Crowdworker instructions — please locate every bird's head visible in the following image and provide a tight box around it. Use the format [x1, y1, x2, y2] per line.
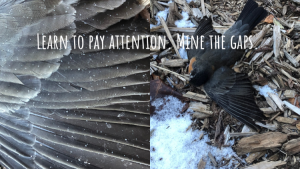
[189, 64, 214, 86]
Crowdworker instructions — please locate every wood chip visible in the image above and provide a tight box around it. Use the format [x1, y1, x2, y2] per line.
[192, 112, 211, 119]
[229, 132, 258, 137]
[282, 138, 300, 155]
[246, 151, 267, 164]
[268, 153, 279, 161]
[197, 157, 206, 169]
[235, 132, 288, 155]
[245, 161, 286, 169]
[167, 2, 177, 27]
[273, 20, 281, 59]
[183, 92, 209, 102]
[283, 49, 299, 67]
[150, 63, 189, 81]
[283, 90, 297, 99]
[268, 92, 284, 111]
[189, 102, 212, 115]
[223, 125, 230, 145]
[208, 152, 217, 167]
[250, 37, 273, 63]
[153, 1, 165, 11]
[174, 0, 192, 14]
[248, 26, 269, 48]
[160, 59, 188, 67]
[276, 116, 296, 124]
[260, 107, 276, 114]
[265, 97, 278, 111]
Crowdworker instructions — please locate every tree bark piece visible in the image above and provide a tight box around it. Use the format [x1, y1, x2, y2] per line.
[235, 132, 288, 155]
[282, 138, 300, 155]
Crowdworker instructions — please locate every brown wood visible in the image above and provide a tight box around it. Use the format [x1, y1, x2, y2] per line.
[167, 2, 177, 27]
[235, 132, 288, 155]
[158, 16, 181, 58]
[282, 138, 300, 155]
[246, 151, 267, 164]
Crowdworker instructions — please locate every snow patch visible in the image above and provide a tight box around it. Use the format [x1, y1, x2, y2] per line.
[151, 96, 239, 169]
[179, 48, 188, 59]
[151, 8, 169, 29]
[175, 12, 196, 28]
[253, 85, 277, 97]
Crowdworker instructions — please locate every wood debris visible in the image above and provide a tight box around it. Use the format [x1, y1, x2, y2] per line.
[197, 157, 206, 169]
[245, 161, 286, 169]
[235, 132, 288, 155]
[275, 116, 296, 124]
[246, 150, 267, 164]
[282, 138, 300, 155]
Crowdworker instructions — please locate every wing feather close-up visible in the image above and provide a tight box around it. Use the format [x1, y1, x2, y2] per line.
[0, 0, 150, 168]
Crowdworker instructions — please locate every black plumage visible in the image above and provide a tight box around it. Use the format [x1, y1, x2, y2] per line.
[188, 0, 268, 131]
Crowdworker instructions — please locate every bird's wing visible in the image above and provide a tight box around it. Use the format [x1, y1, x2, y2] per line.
[204, 66, 266, 131]
[0, 0, 150, 168]
[187, 16, 221, 60]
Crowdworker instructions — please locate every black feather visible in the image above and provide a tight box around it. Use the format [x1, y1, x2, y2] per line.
[204, 67, 266, 131]
[237, 0, 268, 31]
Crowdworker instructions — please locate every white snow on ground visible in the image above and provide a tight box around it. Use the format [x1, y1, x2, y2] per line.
[179, 48, 188, 59]
[175, 11, 196, 28]
[186, 0, 195, 3]
[151, 96, 240, 169]
[253, 85, 277, 97]
[150, 8, 169, 29]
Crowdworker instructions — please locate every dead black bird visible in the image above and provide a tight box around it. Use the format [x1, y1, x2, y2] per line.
[187, 0, 268, 131]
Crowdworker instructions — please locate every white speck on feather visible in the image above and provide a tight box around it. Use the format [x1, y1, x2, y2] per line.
[151, 96, 239, 169]
[253, 85, 277, 97]
[175, 12, 196, 28]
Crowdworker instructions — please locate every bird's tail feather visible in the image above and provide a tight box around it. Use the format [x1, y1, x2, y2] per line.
[237, 0, 268, 31]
